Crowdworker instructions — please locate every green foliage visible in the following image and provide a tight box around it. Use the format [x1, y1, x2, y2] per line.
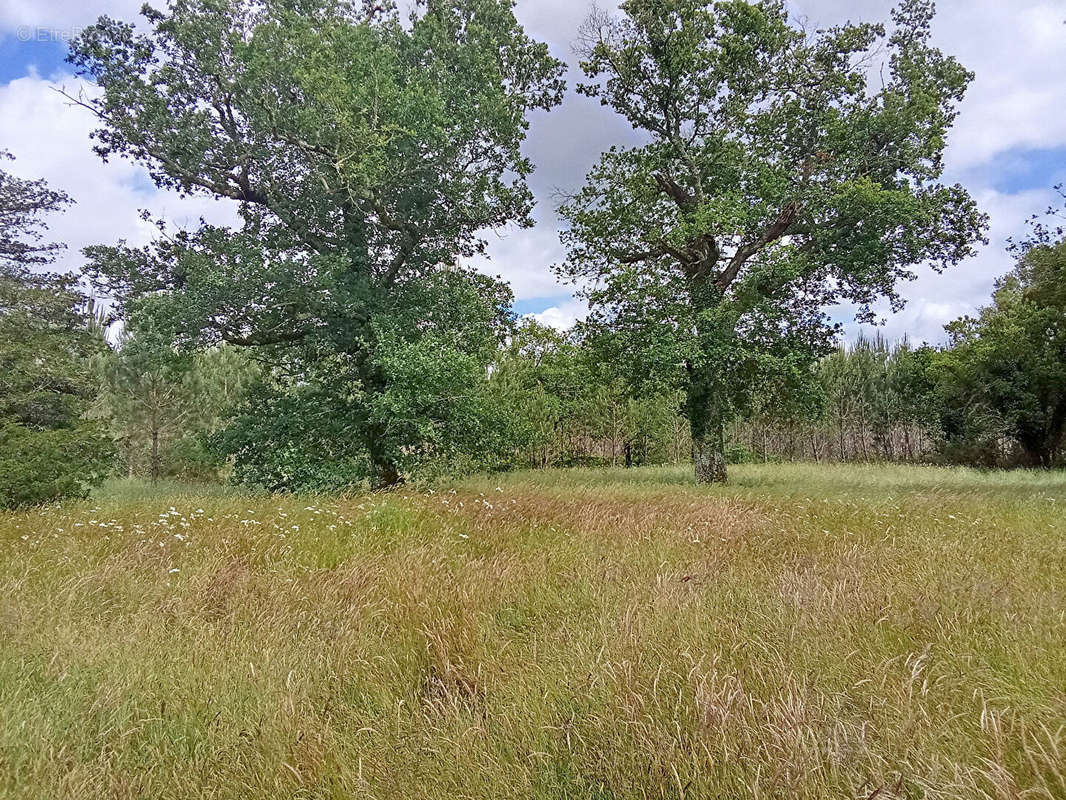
[822, 335, 939, 460]
[0, 154, 112, 509]
[0, 150, 70, 269]
[491, 320, 687, 468]
[728, 193, 1066, 469]
[217, 339, 516, 492]
[0, 422, 113, 509]
[0, 156, 94, 431]
[95, 317, 197, 481]
[732, 334, 942, 463]
[95, 321, 259, 481]
[0, 267, 101, 429]
[724, 441, 761, 464]
[936, 226, 1066, 467]
[72, 0, 565, 488]
[216, 272, 518, 490]
[559, 0, 986, 482]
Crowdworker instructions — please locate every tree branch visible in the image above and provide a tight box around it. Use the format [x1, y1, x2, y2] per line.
[715, 203, 799, 292]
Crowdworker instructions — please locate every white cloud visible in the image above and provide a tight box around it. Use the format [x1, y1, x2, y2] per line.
[0, 71, 238, 279]
[526, 297, 588, 331]
[0, 0, 143, 34]
[468, 221, 570, 301]
[936, 0, 1066, 170]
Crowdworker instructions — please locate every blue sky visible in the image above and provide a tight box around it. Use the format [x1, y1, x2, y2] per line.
[1, 0, 1065, 342]
[984, 146, 1066, 195]
[0, 36, 65, 82]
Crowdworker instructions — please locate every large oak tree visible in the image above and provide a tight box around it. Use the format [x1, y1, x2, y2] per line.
[72, 0, 565, 487]
[558, 0, 986, 483]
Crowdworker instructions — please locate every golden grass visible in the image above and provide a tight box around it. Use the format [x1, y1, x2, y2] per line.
[1, 464, 1064, 799]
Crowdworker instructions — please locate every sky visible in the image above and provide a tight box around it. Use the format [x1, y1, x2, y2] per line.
[1, 0, 1064, 343]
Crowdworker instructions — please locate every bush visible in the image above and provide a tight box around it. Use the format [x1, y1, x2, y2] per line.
[725, 442, 760, 464]
[162, 434, 225, 482]
[0, 422, 114, 509]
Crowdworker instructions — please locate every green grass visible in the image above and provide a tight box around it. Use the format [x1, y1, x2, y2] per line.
[93, 476, 250, 503]
[1, 464, 1064, 798]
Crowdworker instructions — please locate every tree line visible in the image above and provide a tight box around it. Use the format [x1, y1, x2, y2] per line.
[4, 182, 1061, 511]
[1, 0, 1062, 508]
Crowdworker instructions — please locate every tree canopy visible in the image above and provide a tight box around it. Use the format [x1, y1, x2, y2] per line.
[558, 0, 987, 482]
[0, 153, 112, 508]
[937, 190, 1066, 467]
[72, 0, 566, 487]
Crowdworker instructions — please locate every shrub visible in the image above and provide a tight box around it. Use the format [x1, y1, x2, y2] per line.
[0, 422, 114, 509]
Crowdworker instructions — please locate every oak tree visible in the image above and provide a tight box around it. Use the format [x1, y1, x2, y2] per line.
[72, 0, 565, 487]
[558, 0, 986, 482]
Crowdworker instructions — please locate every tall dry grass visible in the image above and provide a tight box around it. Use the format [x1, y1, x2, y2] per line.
[1, 464, 1064, 798]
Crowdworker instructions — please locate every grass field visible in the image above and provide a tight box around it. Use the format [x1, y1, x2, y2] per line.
[1, 464, 1065, 799]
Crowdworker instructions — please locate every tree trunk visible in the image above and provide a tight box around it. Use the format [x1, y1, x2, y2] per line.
[376, 461, 403, 488]
[692, 424, 727, 483]
[687, 374, 727, 484]
[366, 423, 403, 489]
[150, 427, 160, 484]
[837, 400, 846, 461]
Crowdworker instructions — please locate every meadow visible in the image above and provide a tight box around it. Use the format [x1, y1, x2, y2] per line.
[1, 463, 1064, 799]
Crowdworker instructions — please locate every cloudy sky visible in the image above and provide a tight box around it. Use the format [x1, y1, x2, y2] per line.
[1, 0, 1064, 342]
